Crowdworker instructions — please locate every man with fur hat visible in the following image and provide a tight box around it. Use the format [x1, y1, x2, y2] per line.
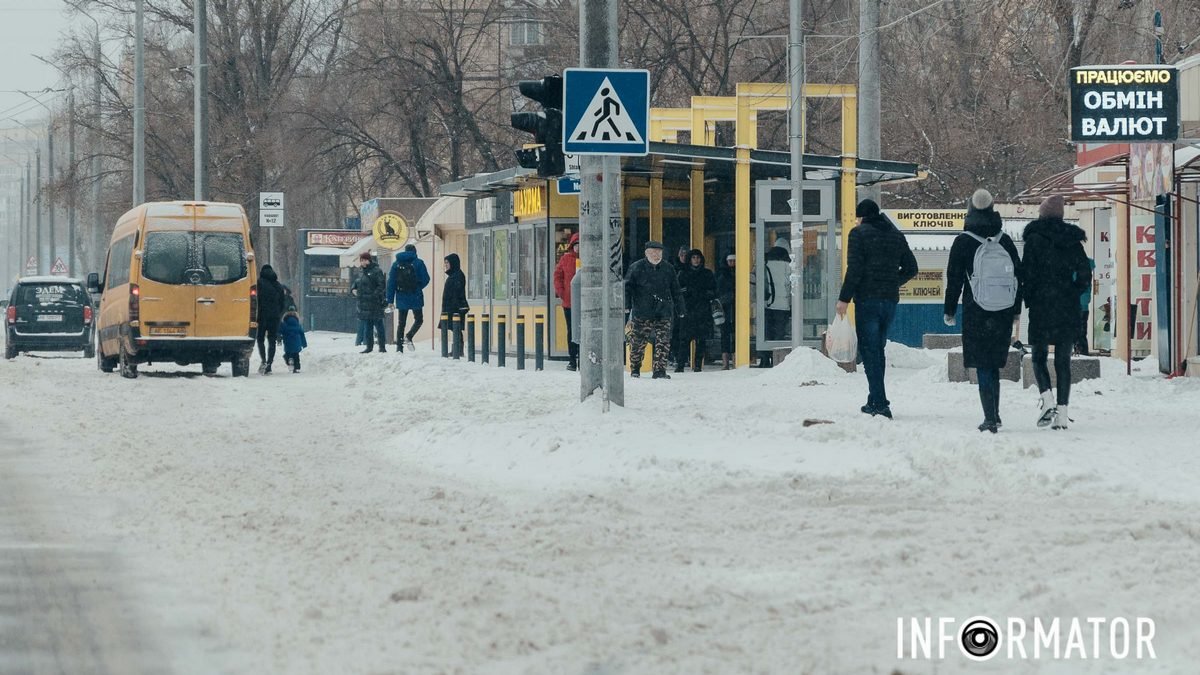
[1022, 195, 1091, 429]
[624, 240, 685, 379]
[836, 198, 919, 418]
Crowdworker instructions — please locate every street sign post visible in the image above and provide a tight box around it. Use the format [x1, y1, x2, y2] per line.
[258, 191, 285, 265]
[563, 68, 650, 156]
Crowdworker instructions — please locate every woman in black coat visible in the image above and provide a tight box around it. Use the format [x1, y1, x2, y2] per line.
[1021, 195, 1091, 429]
[440, 254, 469, 354]
[944, 189, 1022, 433]
[676, 249, 716, 372]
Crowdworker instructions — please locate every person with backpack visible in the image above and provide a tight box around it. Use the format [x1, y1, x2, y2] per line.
[352, 252, 388, 353]
[1022, 195, 1092, 430]
[836, 198, 919, 419]
[255, 264, 286, 374]
[943, 189, 1022, 433]
[279, 309, 307, 373]
[764, 238, 792, 342]
[386, 243, 431, 352]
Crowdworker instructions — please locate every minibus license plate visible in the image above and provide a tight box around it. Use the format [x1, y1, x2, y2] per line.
[150, 326, 187, 336]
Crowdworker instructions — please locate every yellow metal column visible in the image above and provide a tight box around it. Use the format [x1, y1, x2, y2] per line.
[735, 146, 751, 367]
[840, 94, 858, 307]
[650, 174, 664, 243]
[690, 170, 705, 249]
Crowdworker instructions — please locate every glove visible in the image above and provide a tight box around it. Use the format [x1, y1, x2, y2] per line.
[943, 315, 956, 326]
[384, 306, 394, 314]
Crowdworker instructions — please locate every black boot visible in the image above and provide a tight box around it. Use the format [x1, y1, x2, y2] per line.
[673, 362, 685, 373]
[977, 385, 998, 433]
[693, 353, 703, 372]
[652, 369, 671, 379]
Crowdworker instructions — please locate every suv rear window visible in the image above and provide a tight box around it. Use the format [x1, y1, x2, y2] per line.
[142, 232, 248, 285]
[17, 284, 89, 306]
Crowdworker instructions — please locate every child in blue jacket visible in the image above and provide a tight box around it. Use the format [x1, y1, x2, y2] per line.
[279, 310, 308, 373]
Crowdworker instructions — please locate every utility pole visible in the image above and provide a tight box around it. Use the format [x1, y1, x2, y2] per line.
[25, 159, 31, 273]
[68, 91, 76, 276]
[92, 28, 103, 272]
[578, 0, 624, 407]
[34, 147, 42, 274]
[133, 0, 145, 205]
[858, 0, 881, 203]
[788, 0, 805, 349]
[194, 0, 208, 201]
[48, 124, 55, 274]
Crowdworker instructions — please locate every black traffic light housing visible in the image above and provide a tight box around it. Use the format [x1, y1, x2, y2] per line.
[510, 75, 565, 178]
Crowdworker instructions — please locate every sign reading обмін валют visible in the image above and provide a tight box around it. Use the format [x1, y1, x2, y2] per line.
[1069, 65, 1179, 142]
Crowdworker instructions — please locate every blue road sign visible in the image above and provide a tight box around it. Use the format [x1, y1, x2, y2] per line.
[557, 176, 581, 195]
[563, 68, 650, 156]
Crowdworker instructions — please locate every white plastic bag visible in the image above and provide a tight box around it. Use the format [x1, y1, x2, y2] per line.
[825, 314, 858, 363]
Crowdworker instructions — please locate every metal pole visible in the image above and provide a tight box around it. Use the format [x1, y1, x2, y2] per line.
[517, 316, 526, 369]
[857, 0, 881, 204]
[789, 0, 806, 349]
[25, 159, 31, 273]
[269, 229, 274, 266]
[35, 147, 42, 274]
[535, 313, 545, 370]
[578, 0, 624, 407]
[133, 0, 145, 205]
[47, 126, 55, 274]
[194, 0, 208, 201]
[467, 314, 476, 362]
[68, 91, 76, 276]
[92, 26, 103, 272]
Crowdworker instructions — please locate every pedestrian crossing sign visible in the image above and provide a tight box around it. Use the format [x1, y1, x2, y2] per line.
[563, 68, 650, 156]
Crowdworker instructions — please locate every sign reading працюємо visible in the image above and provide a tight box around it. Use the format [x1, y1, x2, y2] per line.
[1069, 65, 1179, 142]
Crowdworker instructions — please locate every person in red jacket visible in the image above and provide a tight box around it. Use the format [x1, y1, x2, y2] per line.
[553, 232, 581, 370]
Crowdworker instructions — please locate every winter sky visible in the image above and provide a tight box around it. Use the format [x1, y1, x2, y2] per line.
[0, 2, 74, 126]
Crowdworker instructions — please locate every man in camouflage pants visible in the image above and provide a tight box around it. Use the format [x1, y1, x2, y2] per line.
[624, 240, 685, 379]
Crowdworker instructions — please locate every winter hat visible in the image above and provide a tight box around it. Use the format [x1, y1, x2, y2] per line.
[404, 243, 417, 253]
[1039, 195, 1065, 219]
[855, 198, 880, 219]
[773, 237, 789, 249]
[358, 251, 373, 261]
[644, 240, 664, 250]
[726, 253, 736, 262]
[971, 189, 994, 210]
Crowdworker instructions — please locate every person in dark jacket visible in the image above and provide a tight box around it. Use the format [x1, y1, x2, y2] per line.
[387, 244, 432, 351]
[352, 252, 388, 353]
[715, 253, 737, 369]
[836, 198, 919, 418]
[669, 245, 690, 365]
[553, 233, 580, 370]
[675, 249, 716, 372]
[279, 310, 307, 373]
[440, 253, 469, 357]
[1022, 195, 1091, 429]
[256, 264, 286, 374]
[624, 240, 685, 378]
[944, 189, 1022, 433]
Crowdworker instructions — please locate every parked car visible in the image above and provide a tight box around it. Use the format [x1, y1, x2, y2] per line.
[90, 201, 258, 378]
[5, 276, 96, 359]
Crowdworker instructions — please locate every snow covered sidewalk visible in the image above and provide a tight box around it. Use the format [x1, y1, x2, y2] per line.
[1, 332, 1197, 674]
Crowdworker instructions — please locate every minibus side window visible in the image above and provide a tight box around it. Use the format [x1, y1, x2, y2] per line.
[108, 236, 135, 287]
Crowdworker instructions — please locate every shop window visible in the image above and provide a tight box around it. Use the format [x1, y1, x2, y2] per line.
[519, 227, 534, 297]
[535, 227, 549, 297]
[493, 232, 509, 301]
[468, 232, 488, 298]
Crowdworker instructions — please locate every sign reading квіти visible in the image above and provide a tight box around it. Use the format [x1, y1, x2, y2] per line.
[1069, 65, 1179, 142]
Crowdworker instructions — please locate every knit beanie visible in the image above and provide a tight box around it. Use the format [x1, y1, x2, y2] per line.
[1039, 195, 1065, 219]
[971, 189, 994, 210]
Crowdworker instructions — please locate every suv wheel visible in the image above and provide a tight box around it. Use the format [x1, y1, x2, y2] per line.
[119, 342, 139, 379]
[4, 342, 16, 360]
[84, 339, 96, 359]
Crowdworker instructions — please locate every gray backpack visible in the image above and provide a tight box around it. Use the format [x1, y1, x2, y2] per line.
[963, 232, 1017, 311]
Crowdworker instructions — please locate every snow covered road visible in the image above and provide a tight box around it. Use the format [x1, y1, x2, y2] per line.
[1, 333, 1198, 674]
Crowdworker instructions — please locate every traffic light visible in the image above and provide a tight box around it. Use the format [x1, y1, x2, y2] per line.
[510, 75, 565, 178]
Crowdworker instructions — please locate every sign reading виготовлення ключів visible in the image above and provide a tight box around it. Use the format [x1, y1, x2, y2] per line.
[1069, 65, 1179, 143]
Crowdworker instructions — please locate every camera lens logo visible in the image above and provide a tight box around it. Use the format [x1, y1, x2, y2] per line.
[959, 617, 1001, 661]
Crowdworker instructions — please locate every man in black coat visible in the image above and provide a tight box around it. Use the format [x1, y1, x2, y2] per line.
[943, 189, 1022, 432]
[836, 198, 919, 418]
[624, 240, 685, 379]
[1022, 195, 1091, 429]
[440, 253, 469, 357]
[256, 264, 286, 374]
[351, 252, 388, 353]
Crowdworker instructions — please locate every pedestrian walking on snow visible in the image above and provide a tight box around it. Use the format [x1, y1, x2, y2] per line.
[1022, 195, 1092, 430]
[256, 264, 286, 374]
[625, 240, 685, 379]
[943, 189, 1022, 433]
[352, 252, 388, 353]
[279, 310, 307, 373]
[387, 244, 431, 352]
[836, 198, 919, 419]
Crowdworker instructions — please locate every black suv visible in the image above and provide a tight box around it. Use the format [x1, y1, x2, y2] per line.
[5, 277, 96, 359]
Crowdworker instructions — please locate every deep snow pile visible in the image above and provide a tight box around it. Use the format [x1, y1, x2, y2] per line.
[1, 332, 1198, 674]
